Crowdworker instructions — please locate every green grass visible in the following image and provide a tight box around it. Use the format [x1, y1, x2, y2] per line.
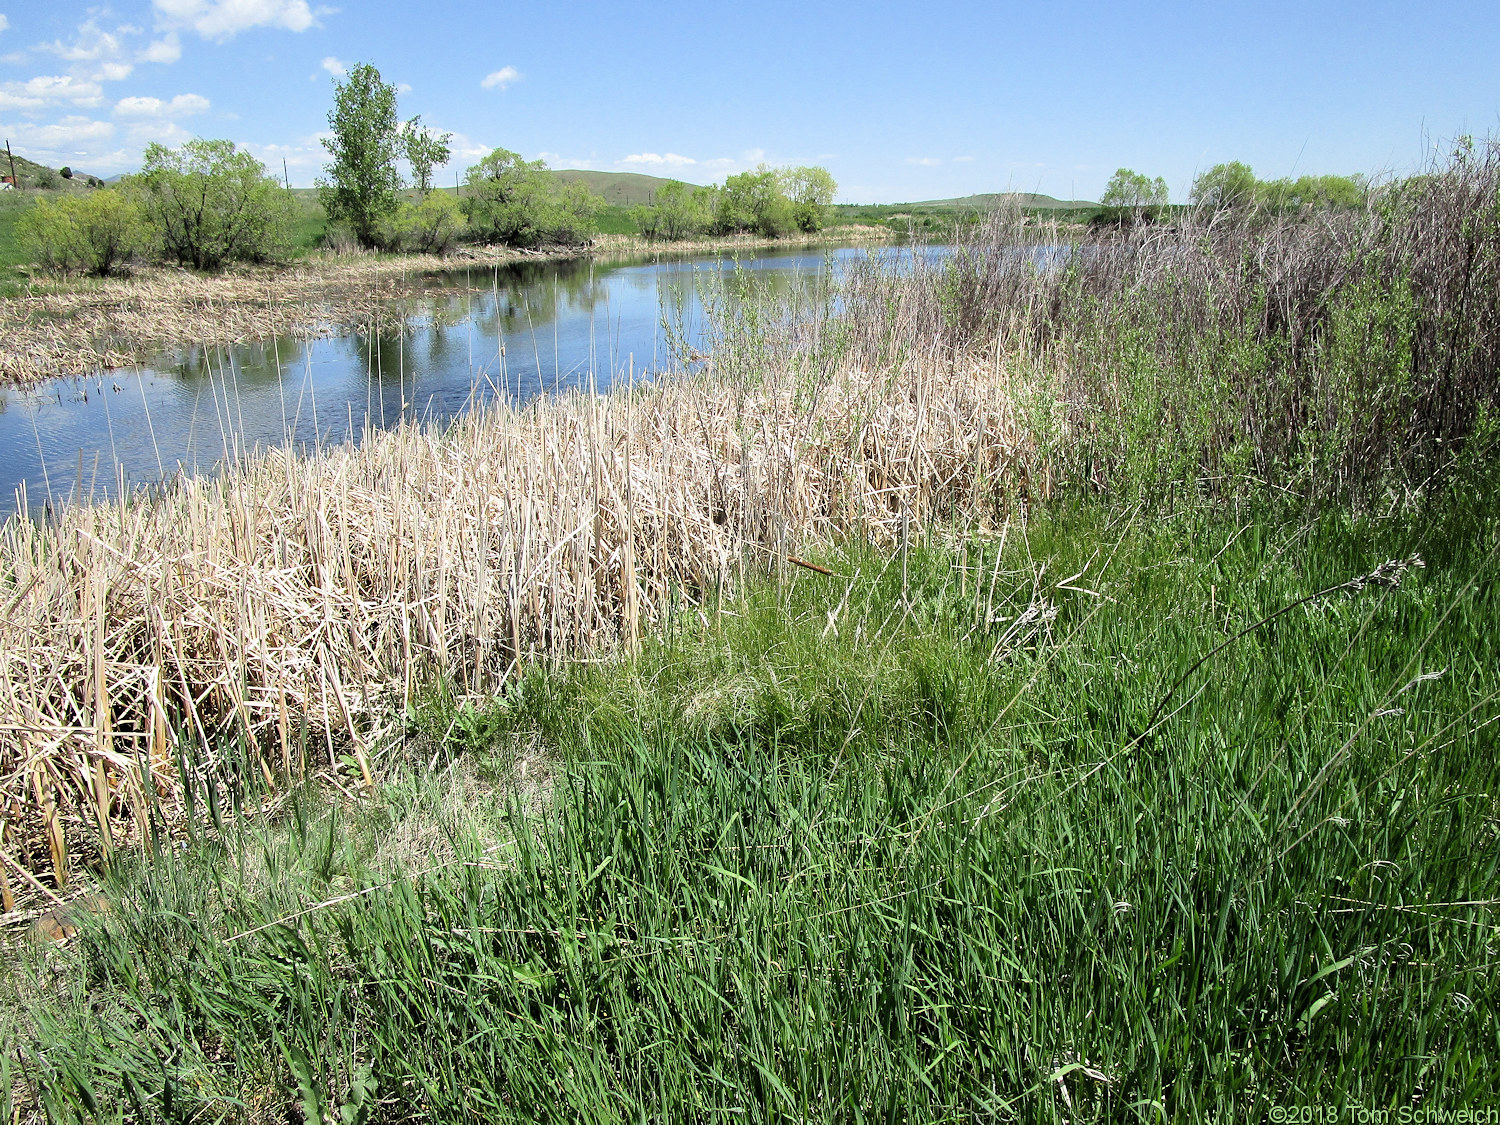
[285, 188, 329, 256]
[7, 497, 1498, 1121]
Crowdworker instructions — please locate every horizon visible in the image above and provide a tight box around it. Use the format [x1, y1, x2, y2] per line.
[1, 1, 1497, 204]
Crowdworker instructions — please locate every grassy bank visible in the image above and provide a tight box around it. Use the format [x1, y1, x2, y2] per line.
[5, 499, 1497, 1118]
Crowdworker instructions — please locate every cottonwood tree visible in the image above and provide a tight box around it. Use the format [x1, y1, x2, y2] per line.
[1100, 168, 1169, 221]
[319, 62, 403, 247]
[402, 115, 452, 196]
[786, 166, 837, 232]
[1190, 162, 1258, 211]
[714, 166, 795, 236]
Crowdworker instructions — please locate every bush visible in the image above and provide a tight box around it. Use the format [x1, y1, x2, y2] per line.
[462, 148, 602, 248]
[786, 165, 836, 232]
[16, 189, 147, 276]
[395, 190, 464, 254]
[34, 167, 60, 190]
[634, 179, 714, 241]
[131, 139, 294, 269]
[713, 167, 795, 236]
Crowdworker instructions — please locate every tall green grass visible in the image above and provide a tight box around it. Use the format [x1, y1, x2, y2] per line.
[8, 500, 1497, 1120]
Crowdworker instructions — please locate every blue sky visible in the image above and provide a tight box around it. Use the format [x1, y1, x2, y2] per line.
[1, 0, 1497, 203]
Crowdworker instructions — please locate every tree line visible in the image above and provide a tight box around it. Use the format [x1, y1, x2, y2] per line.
[632, 166, 837, 241]
[16, 61, 837, 276]
[1096, 163, 1369, 224]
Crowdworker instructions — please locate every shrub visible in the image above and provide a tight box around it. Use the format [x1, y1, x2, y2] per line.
[786, 165, 837, 232]
[131, 139, 294, 270]
[713, 167, 795, 237]
[1097, 167, 1170, 225]
[462, 148, 602, 248]
[395, 190, 464, 254]
[16, 189, 147, 276]
[633, 179, 713, 241]
[34, 167, 60, 190]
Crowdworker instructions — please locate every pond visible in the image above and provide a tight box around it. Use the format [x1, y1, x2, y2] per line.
[0, 243, 945, 518]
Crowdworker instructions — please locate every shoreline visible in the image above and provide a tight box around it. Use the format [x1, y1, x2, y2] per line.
[0, 226, 896, 388]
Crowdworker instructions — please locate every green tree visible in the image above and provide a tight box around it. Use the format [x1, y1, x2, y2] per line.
[462, 148, 601, 248]
[401, 115, 452, 196]
[396, 190, 465, 254]
[1100, 168, 1169, 220]
[318, 62, 403, 248]
[633, 179, 712, 241]
[785, 166, 837, 232]
[1190, 161, 1258, 211]
[17, 190, 147, 276]
[132, 138, 294, 270]
[714, 166, 794, 237]
[1258, 173, 1367, 213]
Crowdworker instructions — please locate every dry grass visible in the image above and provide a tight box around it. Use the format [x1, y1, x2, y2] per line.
[0, 349, 1031, 890]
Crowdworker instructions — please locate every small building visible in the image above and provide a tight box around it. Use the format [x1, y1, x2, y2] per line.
[0, 176, 14, 190]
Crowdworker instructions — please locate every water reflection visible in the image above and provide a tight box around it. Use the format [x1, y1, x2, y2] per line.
[0, 244, 942, 516]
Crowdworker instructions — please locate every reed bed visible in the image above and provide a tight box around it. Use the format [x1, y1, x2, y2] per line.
[836, 138, 1500, 504]
[0, 348, 1031, 893]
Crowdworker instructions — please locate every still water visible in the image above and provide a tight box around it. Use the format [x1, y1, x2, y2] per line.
[0, 244, 940, 517]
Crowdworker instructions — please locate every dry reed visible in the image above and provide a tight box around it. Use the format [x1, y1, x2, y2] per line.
[0, 350, 1031, 887]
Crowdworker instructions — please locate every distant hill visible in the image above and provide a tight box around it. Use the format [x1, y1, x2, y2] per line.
[546, 169, 692, 207]
[542, 173, 1095, 212]
[907, 192, 1096, 211]
[0, 150, 102, 190]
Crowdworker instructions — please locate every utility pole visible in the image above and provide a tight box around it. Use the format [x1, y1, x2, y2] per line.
[284, 158, 292, 193]
[5, 140, 17, 190]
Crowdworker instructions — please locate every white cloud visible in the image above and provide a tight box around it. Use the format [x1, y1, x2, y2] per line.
[141, 34, 181, 63]
[320, 55, 345, 77]
[114, 92, 209, 118]
[396, 82, 412, 94]
[43, 19, 126, 64]
[480, 66, 519, 90]
[535, 150, 593, 169]
[12, 115, 116, 149]
[152, 0, 316, 41]
[906, 156, 941, 166]
[621, 152, 696, 168]
[0, 74, 106, 111]
[953, 155, 975, 163]
[243, 132, 333, 186]
[6, 112, 133, 172]
[0, 15, 9, 34]
[447, 132, 493, 161]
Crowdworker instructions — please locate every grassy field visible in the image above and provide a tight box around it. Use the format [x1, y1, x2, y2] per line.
[5, 499, 1496, 1119]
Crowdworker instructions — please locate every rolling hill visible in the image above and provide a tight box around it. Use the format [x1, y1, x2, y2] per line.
[546, 169, 690, 207]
